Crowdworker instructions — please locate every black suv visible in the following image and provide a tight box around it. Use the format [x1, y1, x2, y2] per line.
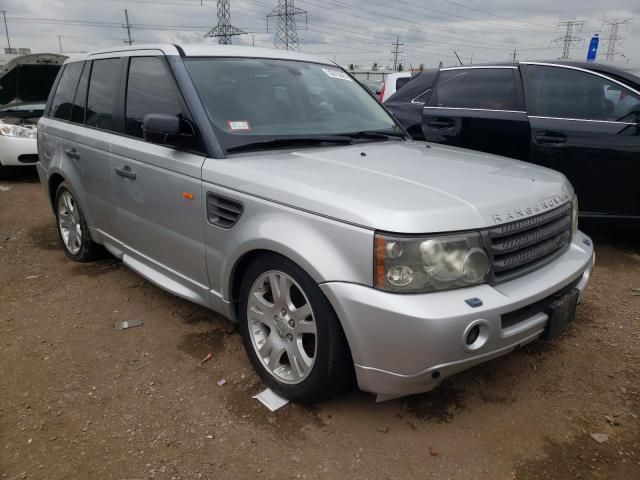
[384, 62, 640, 226]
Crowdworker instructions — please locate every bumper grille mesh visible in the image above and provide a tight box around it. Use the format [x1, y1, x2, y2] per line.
[489, 202, 572, 284]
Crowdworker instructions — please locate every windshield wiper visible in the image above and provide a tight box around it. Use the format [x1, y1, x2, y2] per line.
[226, 136, 353, 154]
[341, 130, 406, 140]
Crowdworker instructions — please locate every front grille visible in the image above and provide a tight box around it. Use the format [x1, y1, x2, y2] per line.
[489, 202, 572, 284]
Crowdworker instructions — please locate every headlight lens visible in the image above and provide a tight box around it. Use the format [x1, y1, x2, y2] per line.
[571, 194, 579, 237]
[0, 122, 37, 139]
[375, 232, 490, 293]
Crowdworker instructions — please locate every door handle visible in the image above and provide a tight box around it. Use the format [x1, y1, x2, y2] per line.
[427, 119, 455, 129]
[535, 132, 567, 146]
[115, 166, 136, 180]
[64, 148, 80, 160]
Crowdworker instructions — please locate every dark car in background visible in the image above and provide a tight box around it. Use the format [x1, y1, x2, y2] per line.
[384, 62, 640, 226]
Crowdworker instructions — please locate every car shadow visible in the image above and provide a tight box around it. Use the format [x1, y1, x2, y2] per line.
[0, 165, 39, 182]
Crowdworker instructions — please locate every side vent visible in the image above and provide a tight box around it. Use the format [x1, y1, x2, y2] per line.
[206, 192, 243, 229]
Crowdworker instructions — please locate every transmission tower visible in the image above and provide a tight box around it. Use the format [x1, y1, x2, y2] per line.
[205, 0, 245, 45]
[603, 18, 632, 61]
[552, 20, 584, 59]
[391, 36, 404, 71]
[267, 0, 307, 51]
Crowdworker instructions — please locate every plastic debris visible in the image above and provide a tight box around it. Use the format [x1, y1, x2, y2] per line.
[199, 353, 213, 365]
[216, 378, 226, 387]
[0, 185, 11, 192]
[590, 433, 609, 444]
[252, 388, 289, 412]
[25, 274, 44, 280]
[114, 319, 144, 330]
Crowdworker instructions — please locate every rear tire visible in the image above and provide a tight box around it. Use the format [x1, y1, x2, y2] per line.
[238, 253, 354, 403]
[54, 181, 100, 262]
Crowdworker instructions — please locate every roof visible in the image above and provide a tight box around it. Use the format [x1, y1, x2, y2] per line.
[64, 44, 335, 66]
[440, 60, 640, 84]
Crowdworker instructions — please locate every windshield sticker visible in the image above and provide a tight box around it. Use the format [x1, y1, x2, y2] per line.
[321, 68, 353, 82]
[228, 120, 250, 131]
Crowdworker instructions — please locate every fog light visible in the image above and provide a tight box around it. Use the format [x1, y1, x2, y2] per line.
[466, 325, 480, 345]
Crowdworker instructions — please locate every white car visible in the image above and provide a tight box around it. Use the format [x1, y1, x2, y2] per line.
[380, 71, 412, 102]
[0, 53, 65, 173]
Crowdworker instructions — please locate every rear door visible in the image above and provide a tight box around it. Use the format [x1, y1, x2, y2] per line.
[110, 54, 210, 304]
[521, 63, 640, 218]
[422, 67, 530, 160]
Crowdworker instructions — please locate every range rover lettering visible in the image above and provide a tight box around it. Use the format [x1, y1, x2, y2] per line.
[37, 45, 594, 402]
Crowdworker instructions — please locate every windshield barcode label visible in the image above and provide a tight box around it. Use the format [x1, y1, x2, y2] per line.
[228, 121, 250, 131]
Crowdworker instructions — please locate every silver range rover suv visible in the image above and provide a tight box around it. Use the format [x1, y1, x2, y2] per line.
[37, 45, 594, 402]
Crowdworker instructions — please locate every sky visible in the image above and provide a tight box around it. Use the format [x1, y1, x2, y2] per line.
[2, 0, 639, 69]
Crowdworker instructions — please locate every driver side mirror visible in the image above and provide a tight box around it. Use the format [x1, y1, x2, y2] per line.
[142, 113, 194, 149]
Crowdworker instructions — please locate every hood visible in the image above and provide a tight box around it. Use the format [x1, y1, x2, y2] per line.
[202, 141, 573, 234]
[0, 53, 66, 110]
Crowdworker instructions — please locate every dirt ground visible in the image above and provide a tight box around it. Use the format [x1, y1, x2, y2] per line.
[1, 168, 639, 480]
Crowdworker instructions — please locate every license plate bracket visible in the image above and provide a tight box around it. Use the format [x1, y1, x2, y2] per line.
[544, 288, 579, 338]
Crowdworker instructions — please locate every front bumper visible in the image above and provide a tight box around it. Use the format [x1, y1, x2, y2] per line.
[0, 135, 38, 166]
[320, 230, 594, 398]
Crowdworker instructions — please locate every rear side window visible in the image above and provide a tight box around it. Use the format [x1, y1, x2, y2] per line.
[125, 56, 183, 139]
[70, 62, 89, 124]
[86, 58, 121, 131]
[395, 76, 411, 90]
[50, 62, 83, 120]
[428, 68, 519, 111]
[524, 65, 640, 122]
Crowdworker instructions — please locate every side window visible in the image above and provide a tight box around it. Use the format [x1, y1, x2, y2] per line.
[428, 68, 519, 111]
[125, 57, 183, 139]
[525, 65, 640, 122]
[70, 62, 89, 124]
[86, 58, 121, 131]
[50, 63, 83, 120]
[395, 76, 411, 91]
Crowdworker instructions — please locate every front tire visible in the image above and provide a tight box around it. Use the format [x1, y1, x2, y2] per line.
[238, 253, 353, 402]
[54, 181, 100, 262]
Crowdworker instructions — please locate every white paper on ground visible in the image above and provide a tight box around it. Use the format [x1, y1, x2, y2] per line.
[252, 388, 289, 412]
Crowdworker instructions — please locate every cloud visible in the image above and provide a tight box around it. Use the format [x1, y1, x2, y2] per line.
[2, 0, 638, 67]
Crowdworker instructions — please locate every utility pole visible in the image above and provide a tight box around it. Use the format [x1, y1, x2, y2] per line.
[2, 11, 10, 51]
[123, 9, 133, 45]
[57, 35, 63, 53]
[391, 36, 404, 71]
[267, 0, 307, 51]
[603, 18, 632, 61]
[205, 0, 245, 44]
[552, 20, 584, 59]
[512, 48, 518, 61]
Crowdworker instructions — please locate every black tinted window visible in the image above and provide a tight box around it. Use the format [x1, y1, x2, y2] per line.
[428, 68, 519, 111]
[125, 57, 182, 139]
[70, 62, 89, 124]
[525, 65, 640, 122]
[50, 63, 83, 120]
[86, 58, 121, 131]
[395, 77, 411, 90]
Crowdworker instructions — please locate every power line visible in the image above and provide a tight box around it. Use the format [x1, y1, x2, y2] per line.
[552, 20, 584, 60]
[267, 0, 307, 50]
[603, 18, 632, 61]
[123, 9, 133, 45]
[205, 0, 245, 44]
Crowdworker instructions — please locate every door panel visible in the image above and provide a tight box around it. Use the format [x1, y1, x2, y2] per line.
[423, 107, 531, 160]
[110, 139, 208, 291]
[422, 68, 530, 160]
[528, 116, 640, 217]
[522, 63, 640, 218]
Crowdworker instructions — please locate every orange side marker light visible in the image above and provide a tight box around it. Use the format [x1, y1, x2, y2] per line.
[182, 192, 194, 200]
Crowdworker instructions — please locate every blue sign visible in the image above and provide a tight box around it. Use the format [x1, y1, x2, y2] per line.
[587, 33, 599, 62]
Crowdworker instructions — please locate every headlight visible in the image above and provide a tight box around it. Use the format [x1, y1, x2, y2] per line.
[0, 123, 37, 139]
[571, 194, 579, 237]
[375, 232, 490, 293]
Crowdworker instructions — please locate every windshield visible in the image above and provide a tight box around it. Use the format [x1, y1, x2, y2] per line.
[184, 58, 399, 152]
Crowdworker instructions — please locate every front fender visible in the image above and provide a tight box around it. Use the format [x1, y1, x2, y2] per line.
[202, 187, 374, 301]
